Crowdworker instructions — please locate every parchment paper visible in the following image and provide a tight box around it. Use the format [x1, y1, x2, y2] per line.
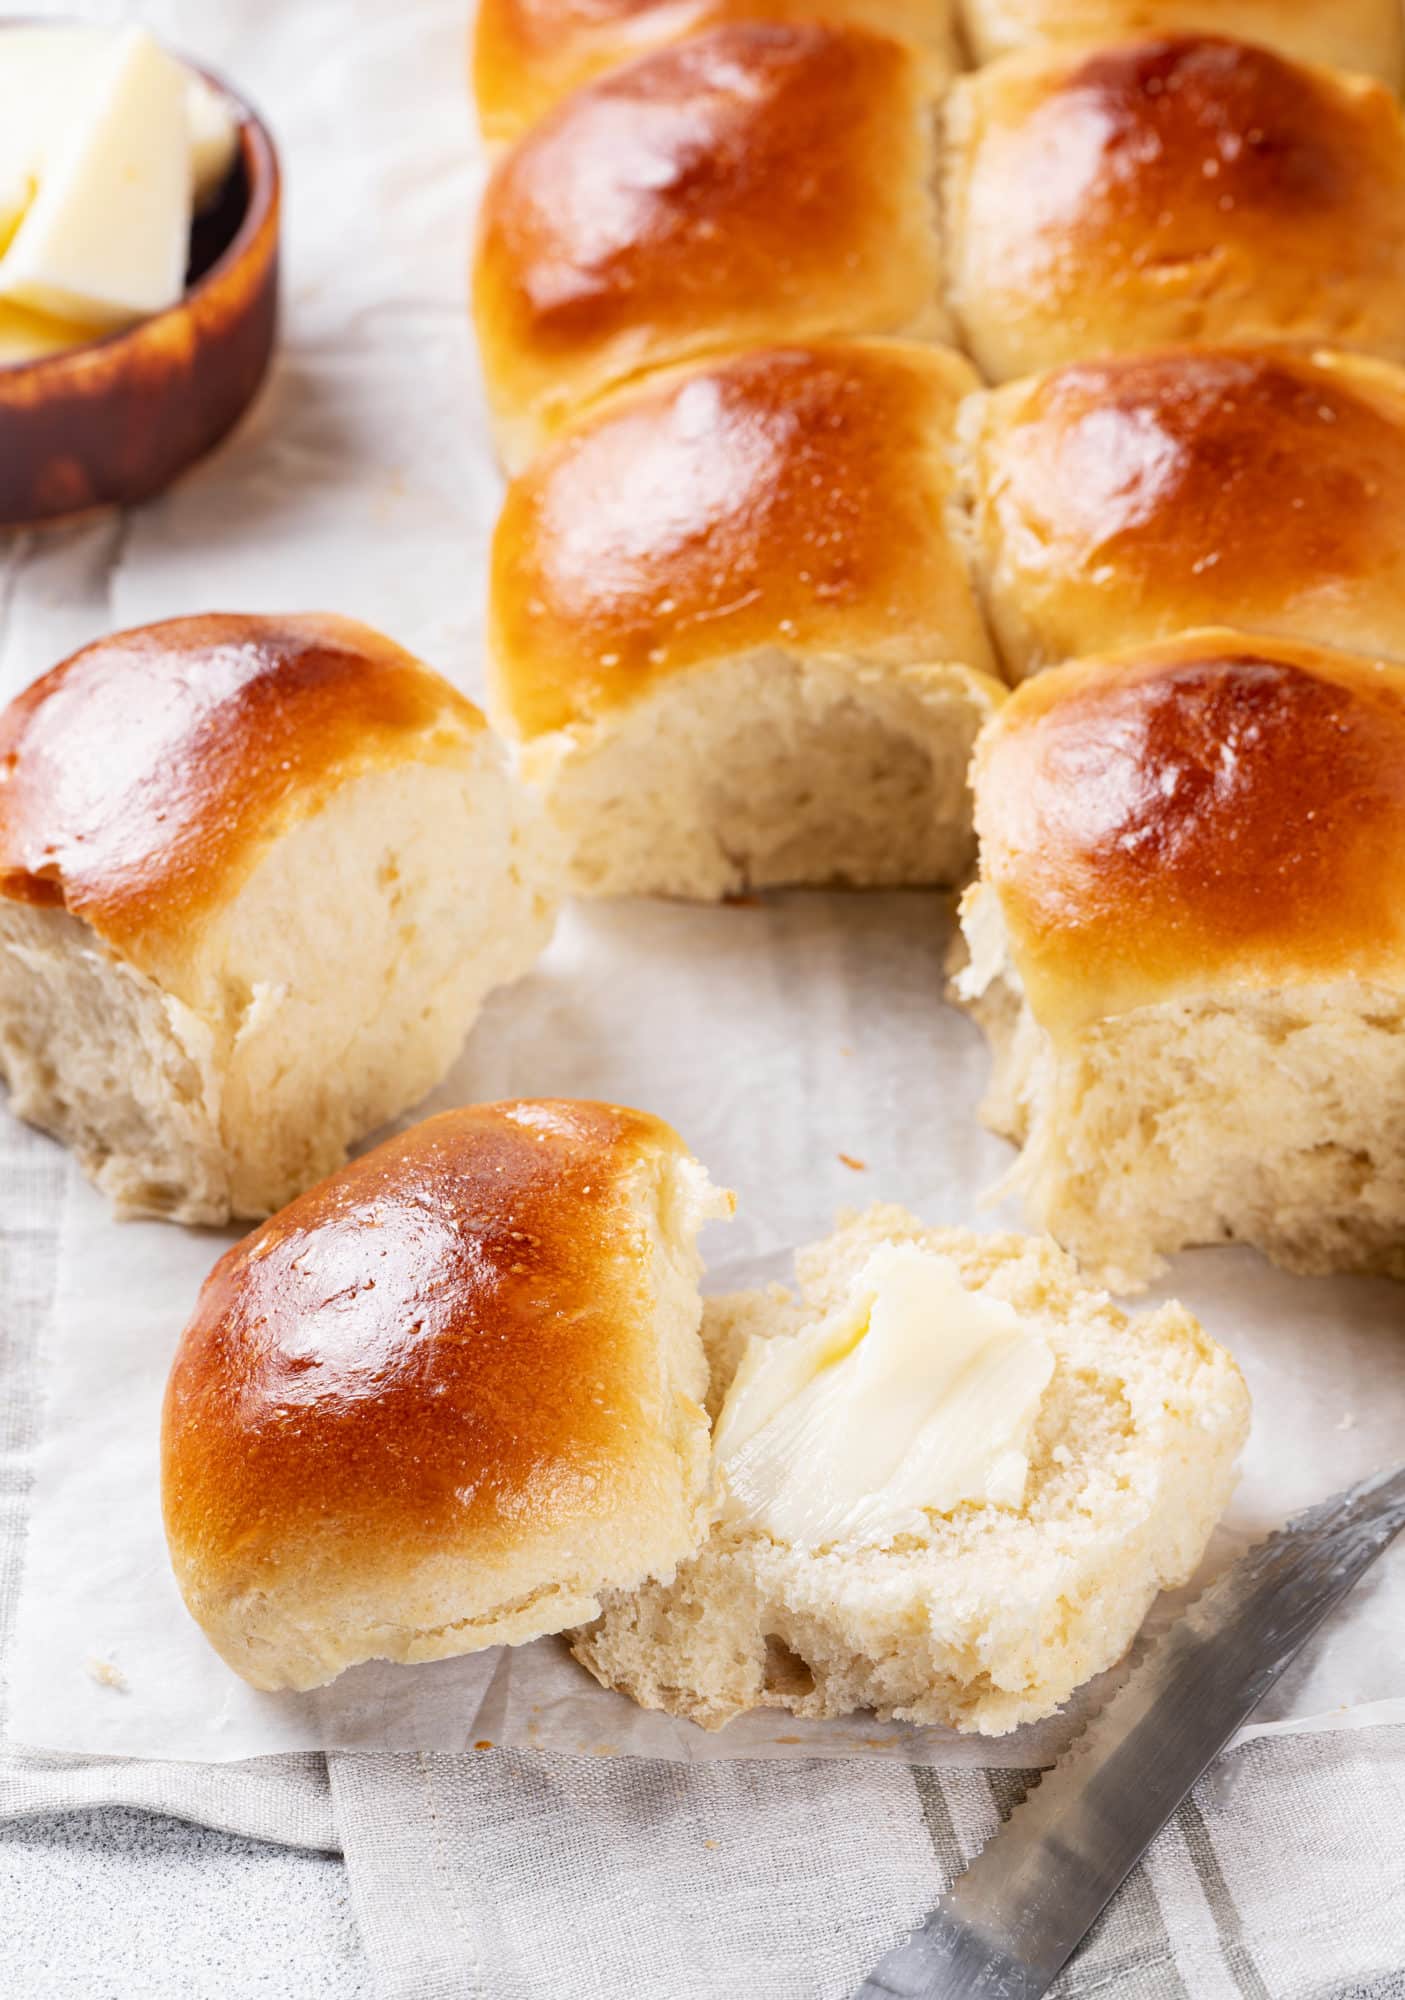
[3, 0, 1403, 1767]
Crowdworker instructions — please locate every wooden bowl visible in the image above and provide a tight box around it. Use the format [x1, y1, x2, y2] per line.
[0, 72, 280, 528]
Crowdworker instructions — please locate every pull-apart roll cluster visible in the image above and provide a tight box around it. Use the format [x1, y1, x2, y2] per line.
[475, 15, 1405, 459]
[467, 0, 1405, 1290]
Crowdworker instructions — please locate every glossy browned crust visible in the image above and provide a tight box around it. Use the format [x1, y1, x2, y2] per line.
[970, 346, 1405, 676]
[162, 1101, 692, 1615]
[0, 613, 485, 983]
[974, 630, 1405, 1027]
[945, 36, 1405, 380]
[490, 340, 996, 738]
[473, 22, 945, 460]
[473, 0, 956, 143]
[958, 0, 1405, 85]
[0, 110, 279, 527]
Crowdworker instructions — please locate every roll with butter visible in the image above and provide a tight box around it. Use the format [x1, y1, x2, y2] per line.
[573, 1205, 1249, 1734]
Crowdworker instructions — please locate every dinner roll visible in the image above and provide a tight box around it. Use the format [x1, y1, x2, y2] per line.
[958, 0, 1405, 85]
[474, 0, 959, 145]
[955, 629, 1405, 1287]
[573, 1204, 1249, 1734]
[0, 615, 557, 1225]
[943, 36, 1405, 384]
[473, 22, 952, 470]
[964, 347, 1405, 680]
[163, 1101, 731, 1691]
[489, 340, 1005, 899]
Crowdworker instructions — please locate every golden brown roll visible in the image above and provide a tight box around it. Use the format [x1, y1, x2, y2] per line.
[958, 0, 1405, 84]
[0, 615, 557, 1223]
[488, 339, 1005, 899]
[162, 1100, 731, 1691]
[955, 628, 1405, 1285]
[474, 0, 959, 146]
[473, 22, 952, 470]
[943, 36, 1405, 383]
[964, 346, 1405, 679]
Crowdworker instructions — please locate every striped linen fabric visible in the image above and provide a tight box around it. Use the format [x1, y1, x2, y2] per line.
[328, 1730, 1405, 2000]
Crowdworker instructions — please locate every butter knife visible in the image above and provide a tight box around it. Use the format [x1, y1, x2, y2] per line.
[854, 1463, 1405, 2000]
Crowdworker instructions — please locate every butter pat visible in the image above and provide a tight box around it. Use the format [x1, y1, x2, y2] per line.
[0, 28, 99, 250]
[714, 1244, 1055, 1547]
[0, 26, 238, 222]
[0, 301, 102, 365]
[0, 28, 191, 330]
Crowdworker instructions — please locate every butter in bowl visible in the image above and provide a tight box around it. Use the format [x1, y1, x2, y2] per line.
[0, 21, 279, 526]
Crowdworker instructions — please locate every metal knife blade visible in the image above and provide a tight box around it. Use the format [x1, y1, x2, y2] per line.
[854, 1462, 1405, 2000]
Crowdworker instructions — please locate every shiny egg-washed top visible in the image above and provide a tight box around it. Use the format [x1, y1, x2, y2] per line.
[0, 613, 485, 986]
[945, 35, 1405, 383]
[161, 1100, 694, 1607]
[974, 630, 1405, 1029]
[490, 339, 997, 738]
[473, 21, 948, 464]
[969, 346, 1405, 678]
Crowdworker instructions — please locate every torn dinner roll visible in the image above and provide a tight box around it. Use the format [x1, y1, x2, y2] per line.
[0, 614, 557, 1224]
[962, 346, 1405, 680]
[942, 35, 1405, 384]
[473, 0, 959, 146]
[488, 339, 1005, 899]
[162, 1100, 732, 1692]
[956, 628, 1405, 1287]
[472, 21, 953, 470]
[572, 1204, 1249, 1734]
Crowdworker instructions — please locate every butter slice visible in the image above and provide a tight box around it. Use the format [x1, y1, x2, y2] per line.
[0, 28, 191, 330]
[0, 301, 102, 366]
[714, 1245, 1055, 1548]
[0, 27, 237, 223]
[0, 28, 114, 255]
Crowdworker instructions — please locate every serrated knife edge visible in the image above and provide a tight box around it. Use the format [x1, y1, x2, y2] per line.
[853, 1463, 1405, 2000]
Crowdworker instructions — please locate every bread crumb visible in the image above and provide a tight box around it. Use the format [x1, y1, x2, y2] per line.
[85, 1657, 127, 1691]
[837, 1153, 867, 1172]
